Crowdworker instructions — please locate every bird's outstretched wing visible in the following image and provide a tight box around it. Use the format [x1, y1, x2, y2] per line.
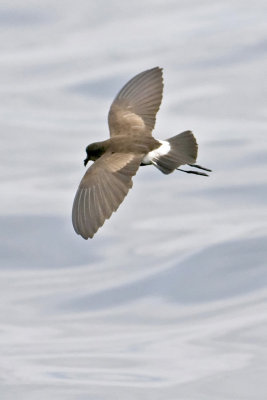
[108, 67, 163, 137]
[72, 152, 143, 239]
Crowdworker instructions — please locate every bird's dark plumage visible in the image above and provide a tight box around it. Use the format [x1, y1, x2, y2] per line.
[72, 67, 211, 239]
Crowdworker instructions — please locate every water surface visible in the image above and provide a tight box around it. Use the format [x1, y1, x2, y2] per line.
[1, 1, 267, 399]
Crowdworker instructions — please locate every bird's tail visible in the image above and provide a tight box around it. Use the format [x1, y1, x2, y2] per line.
[152, 130, 198, 174]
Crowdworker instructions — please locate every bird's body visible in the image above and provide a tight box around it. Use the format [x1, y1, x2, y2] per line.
[72, 67, 211, 239]
[85, 134, 160, 162]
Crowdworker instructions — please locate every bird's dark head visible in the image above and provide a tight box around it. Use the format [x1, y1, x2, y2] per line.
[84, 142, 106, 166]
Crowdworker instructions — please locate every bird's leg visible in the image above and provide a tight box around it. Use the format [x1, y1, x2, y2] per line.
[188, 164, 212, 172]
[176, 168, 209, 176]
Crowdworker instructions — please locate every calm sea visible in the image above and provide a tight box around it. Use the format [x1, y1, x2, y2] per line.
[1, 1, 267, 399]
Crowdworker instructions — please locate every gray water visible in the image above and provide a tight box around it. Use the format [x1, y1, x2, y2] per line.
[1, 1, 267, 399]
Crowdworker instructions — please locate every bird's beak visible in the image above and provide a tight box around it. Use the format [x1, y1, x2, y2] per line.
[84, 157, 89, 167]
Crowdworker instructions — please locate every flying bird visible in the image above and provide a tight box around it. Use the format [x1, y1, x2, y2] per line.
[72, 67, 211, 239]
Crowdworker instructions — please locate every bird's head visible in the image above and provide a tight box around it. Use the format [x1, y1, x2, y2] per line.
[84, 142, 105, 166]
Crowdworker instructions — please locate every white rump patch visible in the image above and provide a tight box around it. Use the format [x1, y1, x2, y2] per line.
[142, 140, 171, 165]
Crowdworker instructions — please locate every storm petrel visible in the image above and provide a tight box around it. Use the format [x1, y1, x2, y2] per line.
[72, 67, 211, 239]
